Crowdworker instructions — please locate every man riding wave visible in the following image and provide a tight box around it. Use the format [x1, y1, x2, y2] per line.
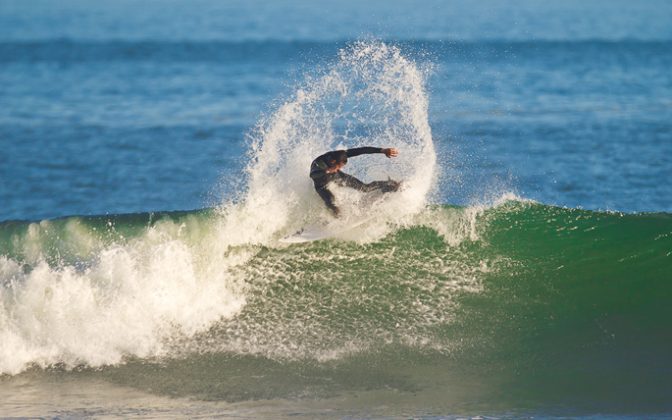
[309, 147, 400, 216]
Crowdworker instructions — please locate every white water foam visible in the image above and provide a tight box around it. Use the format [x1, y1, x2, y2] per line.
[0, 41, 438, 375]
[236, 41, 437, 243]
[0, 218, 248, 375]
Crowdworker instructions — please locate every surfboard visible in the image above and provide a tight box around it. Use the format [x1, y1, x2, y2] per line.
[280, 224, 334, 244]
[280, 217, 375, 244]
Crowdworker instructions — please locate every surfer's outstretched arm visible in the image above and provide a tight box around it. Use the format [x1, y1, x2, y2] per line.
[346, 147, 398, 158]
[311, 147, 398, 178]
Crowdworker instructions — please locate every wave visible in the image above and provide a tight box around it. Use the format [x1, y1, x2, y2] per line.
[1, 200, 670, 367]
[2, 197, 672, 411]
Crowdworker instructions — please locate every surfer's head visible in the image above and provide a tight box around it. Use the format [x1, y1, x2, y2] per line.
[324, 150, 348, 173]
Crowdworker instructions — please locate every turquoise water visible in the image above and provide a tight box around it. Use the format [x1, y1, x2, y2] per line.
[1, 1, 672, 418]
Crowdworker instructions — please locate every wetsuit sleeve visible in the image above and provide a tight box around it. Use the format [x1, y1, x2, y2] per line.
[345, 147, 384, 158]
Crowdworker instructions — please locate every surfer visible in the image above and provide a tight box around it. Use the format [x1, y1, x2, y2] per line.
[310, 147, 400, 216]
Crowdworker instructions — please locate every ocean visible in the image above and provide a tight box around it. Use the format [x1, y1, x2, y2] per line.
[1, 0, 671, 418]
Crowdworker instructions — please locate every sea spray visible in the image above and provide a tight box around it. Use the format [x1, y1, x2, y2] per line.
[241, 41, 437, 242]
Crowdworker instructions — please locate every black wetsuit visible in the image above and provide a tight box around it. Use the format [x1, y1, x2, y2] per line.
[309, 147, 400, 215]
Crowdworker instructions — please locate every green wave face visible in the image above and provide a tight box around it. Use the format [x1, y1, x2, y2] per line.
[1, 202, 671, 412]
[463, 203, 672, 410]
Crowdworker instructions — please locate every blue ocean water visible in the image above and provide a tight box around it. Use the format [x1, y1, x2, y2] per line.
[1, 1, 672, 418]
[1, 0, 671, 221]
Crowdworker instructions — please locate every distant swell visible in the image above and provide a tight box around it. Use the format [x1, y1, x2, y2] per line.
[2, 39, 671, 62]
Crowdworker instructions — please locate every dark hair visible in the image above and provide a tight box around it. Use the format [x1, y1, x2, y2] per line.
[325, 150, 348, 167]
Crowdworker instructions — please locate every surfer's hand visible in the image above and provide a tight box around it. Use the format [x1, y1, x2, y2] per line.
[383, 148, 398, 158]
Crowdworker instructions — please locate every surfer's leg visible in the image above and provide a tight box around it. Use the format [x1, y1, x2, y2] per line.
[315, 185, 340, 216]
[362, 179, 401, 193]
[336, 172, 367, 190]
[336, 172, 400, 193]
